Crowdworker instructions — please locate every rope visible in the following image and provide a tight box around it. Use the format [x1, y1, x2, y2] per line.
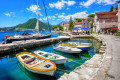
[42, 0, 51, 33]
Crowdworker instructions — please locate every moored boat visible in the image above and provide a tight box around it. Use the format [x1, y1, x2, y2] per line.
[1, 0, 51, 44]
[34, 50, 67, 64]
[60, 43, 91, 51]
[54, 45, 82, 54]
[68, 42, 92, 46]
[16, 52, 56, 76]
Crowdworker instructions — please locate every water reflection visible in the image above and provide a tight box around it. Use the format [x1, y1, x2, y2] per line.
[0, 37, 101, 80]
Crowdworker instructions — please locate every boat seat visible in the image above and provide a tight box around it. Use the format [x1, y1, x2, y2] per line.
[24, 58, 35, 64]
[31, 61, 44, 67]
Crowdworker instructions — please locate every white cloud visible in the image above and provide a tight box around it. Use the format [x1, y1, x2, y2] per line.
[26, 5, 40, 13]
[66, 0, 76, 6]
[48, 16, 51, 19]
[4, 12, 16, 17]
[80, 0, 118, 7]
[52, 16, 56, 18]
[49, 3, 54, 8]
[43, 17, 47, 20]
[39, 18, 42, 20]
[49, 0, 76, 9]
[48, 16, 56, 19]
[40, 13, 43, 16]
[58, 11, 88, 20]
[52, 19, 55, 20]
[66, 8, 69, 10]
[62, 13, 65, 15]
[55, 14, 59, 15]
[97, 0, 118, 5]
[80, 0, 96, 8]
[4, 13, 11, 17]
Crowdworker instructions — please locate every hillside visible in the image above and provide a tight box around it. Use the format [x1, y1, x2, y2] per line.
[2, 18, 53, 31]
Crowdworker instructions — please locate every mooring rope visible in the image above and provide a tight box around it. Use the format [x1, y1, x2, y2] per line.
[42, 0, 51, 33]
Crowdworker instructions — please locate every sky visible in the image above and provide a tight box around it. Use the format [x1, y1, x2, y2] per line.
[0, 0, 119, 28]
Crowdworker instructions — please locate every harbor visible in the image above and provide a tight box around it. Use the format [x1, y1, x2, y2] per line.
[0, 32, 102, 80]
[0, 0, 120, 80]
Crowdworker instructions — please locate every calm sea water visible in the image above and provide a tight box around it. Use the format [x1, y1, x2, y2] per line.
[0, 31, 101, 80]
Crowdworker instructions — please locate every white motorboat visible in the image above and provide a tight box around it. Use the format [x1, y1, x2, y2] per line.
[16, 52, 56, 76]
[54, 45, 82, 54]
[68, 42, 92, 46]
[34, 50, 67, 64]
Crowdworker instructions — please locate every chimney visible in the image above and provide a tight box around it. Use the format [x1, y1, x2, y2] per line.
[118, 1, 120, 30]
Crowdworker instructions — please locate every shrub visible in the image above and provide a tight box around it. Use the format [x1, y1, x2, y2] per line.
[115, 32, 120, 36]
[91, 31, 97, 34]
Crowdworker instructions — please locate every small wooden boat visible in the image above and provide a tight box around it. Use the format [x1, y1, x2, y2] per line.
[60, 43, 91, 51]
[16, 52, 56, 76]
[34, 50, 67, 64]
[54, 45, 82, 54]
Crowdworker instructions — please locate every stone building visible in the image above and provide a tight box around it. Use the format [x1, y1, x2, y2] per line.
[62, 23, 69, 31]
[118, 1, 120, 30]
[93, 11, 118, 33]
[74, 17, 94, 29]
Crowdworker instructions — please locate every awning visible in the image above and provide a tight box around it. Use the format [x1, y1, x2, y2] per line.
[71, 28, 80, 30]
[80, 28, 90, 30]
[111, 27, 118, 30]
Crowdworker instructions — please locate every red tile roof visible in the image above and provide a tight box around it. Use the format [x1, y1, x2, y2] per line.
[62, 23, 69, 26]
[95, 11, 118, 19]
[74, 22, 82, 25]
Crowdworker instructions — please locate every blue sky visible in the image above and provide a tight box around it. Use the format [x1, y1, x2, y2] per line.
[0, 0, 119, 28]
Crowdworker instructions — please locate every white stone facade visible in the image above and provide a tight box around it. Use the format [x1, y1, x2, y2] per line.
[118, 2, 120, 30]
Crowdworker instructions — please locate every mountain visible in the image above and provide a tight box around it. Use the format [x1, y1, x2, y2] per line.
[2, 18, 53, 31]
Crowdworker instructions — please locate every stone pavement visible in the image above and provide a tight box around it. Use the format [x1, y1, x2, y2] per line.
[98, 35, 120, 80]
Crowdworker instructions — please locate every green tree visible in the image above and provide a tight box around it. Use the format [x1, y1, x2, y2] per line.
[74, 18, 82, 22]
[116, 5, 118, 10]
[52, 25, 57, 30]
[69, 17, 74, 31]
[110, 6, 113, 12]
[88, 14, 95, 18]
[87, 19, 90, 22]
[91, 22, 93, 28]
[58, 24, 64, 31]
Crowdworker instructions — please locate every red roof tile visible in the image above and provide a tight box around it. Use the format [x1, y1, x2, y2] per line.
[74, 22, 82, 25]
[95, 11, 118, 19]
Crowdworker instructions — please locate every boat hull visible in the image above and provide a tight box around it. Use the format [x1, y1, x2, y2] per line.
[60, 43, 91, 51]
[20, 61, 55, 76]
[3, 34, 51, 43]
[34, 51, 67, 65]
[76, 47, 90, 51]
[50, 59, 66, 64]
[54, 47, 81, 54]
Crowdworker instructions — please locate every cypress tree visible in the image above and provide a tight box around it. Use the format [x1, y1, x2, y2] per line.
[116, 5, 118, 10]
[69, 17, 74, 31]
[110, 6, 113, 12]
